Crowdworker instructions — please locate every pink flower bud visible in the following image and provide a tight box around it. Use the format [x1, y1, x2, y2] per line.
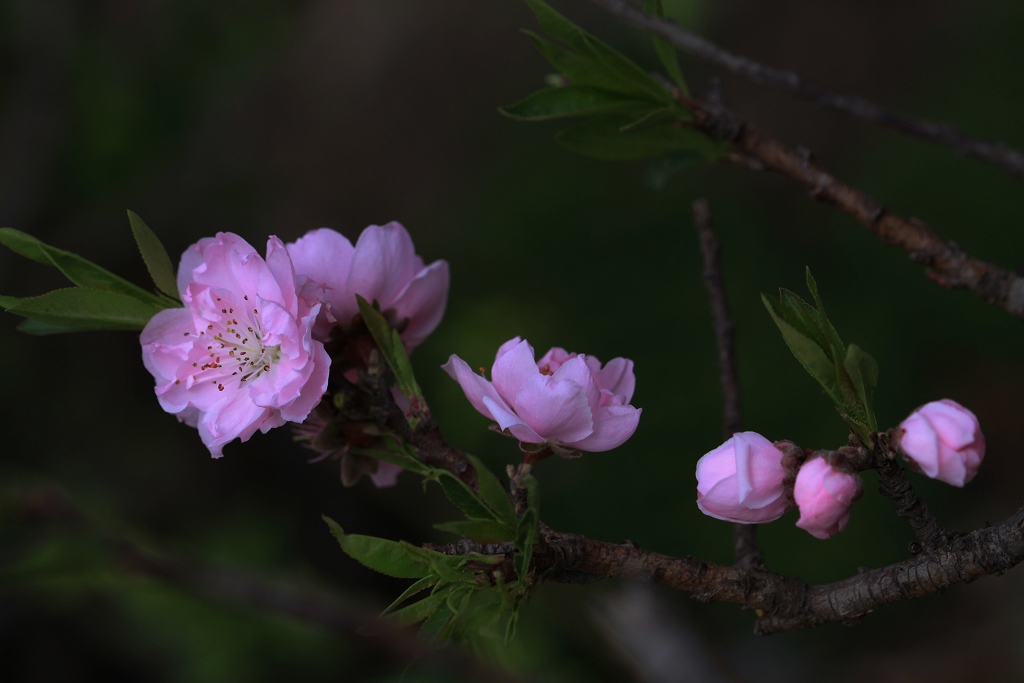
[695, 432, 788, 524]
[794, 458, 862, 539]
[898, 399, 985, 487]
[442, 337, 641, 453]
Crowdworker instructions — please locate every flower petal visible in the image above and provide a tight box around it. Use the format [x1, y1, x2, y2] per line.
[512, 374, 593, 443]
[441, 354, 511, 421]
[566, 405, 640, 452]
[392, 260, 449, 349]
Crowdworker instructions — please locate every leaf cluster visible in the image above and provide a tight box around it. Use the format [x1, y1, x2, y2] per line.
[502, 0, 727, 178]
[0, 211, 180, 334]
[762, 269, 879, 445]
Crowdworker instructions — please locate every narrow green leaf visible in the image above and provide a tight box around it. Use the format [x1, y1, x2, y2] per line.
[467, 454, 517, 526]
[647, 151, 705, 189]
[355, 295, 425, 423]
[500, 86, 643, 121]
[127, 211, 179, 300]
[437, 472, 499, 523]
[419, 597, 457, 640]
[555, 116, 727, 160]
[350, 446, 432, 477]
[3, 287, 163, 331]
[0, 228, 167, 308]
[15, 319, 82, 335]
[617, 105, 685, 131]
[513, 474, 541, 584]
[381, 576, 438, 617]
[384, 589, 449, 628]
[643, 0, 689, 94]
[434, 520, 516, 543]
[844, 343, 879, 432]
[323, 517, 431, 579]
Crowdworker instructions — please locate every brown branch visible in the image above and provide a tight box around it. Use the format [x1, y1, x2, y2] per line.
[584, 0, 1024, 179]
[874, 456, 950, 552]
[688, 99, 1024, 321]
[692, 199, 761, 570]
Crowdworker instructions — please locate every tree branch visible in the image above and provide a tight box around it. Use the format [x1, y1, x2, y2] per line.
[691, 199, 761, 570]
[687, 98, 1024, 321]
[583, 0, 1024, 179]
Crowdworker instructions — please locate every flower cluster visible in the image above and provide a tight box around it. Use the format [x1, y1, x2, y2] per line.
[141, 223, 448, 462]
[694, 398, 984, 539]
[443, 337, 641, 455]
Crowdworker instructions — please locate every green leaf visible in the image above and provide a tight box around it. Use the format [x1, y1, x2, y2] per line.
[513, 474, 541, 584]
[381, 576, 438, 617]
[127, 211, 179, 301]
[555, 116, 727, 160]
[0, 228, 168, 308]
[500, 86, 644, 121]
[647, 151, 706, 189]
[384, 588, 450, 628]
[355, 295, 425, 424]
[844, 344, 879, 433]
[323, 517, 431, 579]
[524, 31, 633, 94]
[643, 0, 689, 94]
[418, 599, 457, 640]
[2, 288, 164, 331]
[467, 454, 517, 526]
[437, 472, 499, 523]
[14, 319, 82, 335]
[524, 0, 672, 103]
[351, 446, 432, 477]
[617, 105, 685, 131]
[434, 520, 516, 543]
[762, 293, 841, 404]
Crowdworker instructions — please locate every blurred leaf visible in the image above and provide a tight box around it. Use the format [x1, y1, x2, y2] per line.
[648, 151, 706, 189]
[501, 86, 643, 121]
[617, 105, 686, 131]
[15, 319, 83, 335]
[0, 228, 167, 308]
[2, 287, 164, 332]
[127, 210, 179, 301]
[643, 0, 689, 94]
[555, 116, 725, 160]
[323, 517, 431, 579]
[467, 454, 517, 526]
[419, 599, 457, 640]
[434, 520, 516, 543]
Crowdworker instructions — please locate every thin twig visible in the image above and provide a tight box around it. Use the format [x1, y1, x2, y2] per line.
[688, 98, 1024, 321]
[691, 199, 761, 570]
[584, 0, 1024, 179]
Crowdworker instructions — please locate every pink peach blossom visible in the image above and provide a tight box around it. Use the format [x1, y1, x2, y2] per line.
[898, 399, 985, 487]
[695, 432, 788, 524]
[442, 337, 640, 452]
[286, 222, 449, 349]
[794, 457, 862, 539]
[141, 232, 330, 458]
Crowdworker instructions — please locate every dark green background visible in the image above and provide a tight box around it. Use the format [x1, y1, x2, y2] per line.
[2, 0, 1024, 680]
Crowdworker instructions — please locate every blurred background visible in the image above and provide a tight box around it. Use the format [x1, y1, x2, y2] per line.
[2, 0, 1024, 680]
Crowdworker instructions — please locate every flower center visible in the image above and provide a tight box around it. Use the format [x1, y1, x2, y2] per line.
[186, 292, 281, 392]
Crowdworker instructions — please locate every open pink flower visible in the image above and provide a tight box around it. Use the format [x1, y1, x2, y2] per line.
[794, 457, 862, 539]
[695, 432, 788, 524]
[442, 337, 640, 452]
[141, 232, 330, 458]
[898, 399, 985, 487]
[286, 222, 449, 349]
